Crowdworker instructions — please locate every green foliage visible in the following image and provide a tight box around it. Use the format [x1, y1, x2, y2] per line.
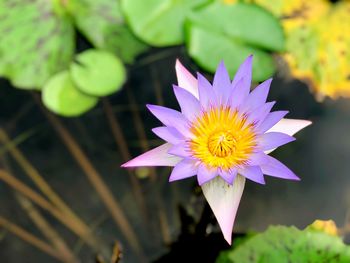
[70, 0, 147, 63]
[216, 226, 350, 263]
[42, 71, 98, 117]
[0, 0, 75, 89]
[186, 2, 284, 81]
[70, 50, 126, 97]
[122, 0, 211, 46]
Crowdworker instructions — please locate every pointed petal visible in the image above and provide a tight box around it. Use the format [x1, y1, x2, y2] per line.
[168, 143, 191, 158]
[122, 143, 181, 167]
[257, 111, 289, 133]
[258, 132, 295, 151]
[197, 164, 217, 185]
[152, 126, 183, 144]
[228, 78, 246, 109]
[246, 101, 275, 126]
[169, 159, 198, 182]
[213, 61, 231, 104]
[219, 168, 237, 185]
[173, 85, 200, 121]
[201, 175, 246, 244]
[239, 166, 265, 184]
[243, 78, 272, 111]
[175, 59, 198, 98]
[198, 73, 217, 109]
[267, 118, 312, 136]
[231, 55, 253, 98]
[146, 104, 191, 137]
[260, 155, 300, 181]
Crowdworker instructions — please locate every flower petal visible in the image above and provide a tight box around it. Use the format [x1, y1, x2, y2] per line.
[201, 175, 246, 244]
[146, 104, 191, 137]
[257, 111, 289, 133]
[198, 72, 217, 109]
[239, 166, 265, 184]
[258, 132, 295, 151]
[231, 55, 253, 98]
[169, 159, 198, 182]
[213, 61, 231, 104]
[173, 85, 200, 121]
[267, 118, 312, 136]
[197, 164, 218, 185]
[175, 59, 198, 98]
[228, 78, 246, 109]
[121, 143, 181, 167]
[243, 78, 272, 111]
[260, 155, 300, 181]
[168, 143, 191, 158]
[218, 168, 237, 185]
[246, 101, 275, 126]
[152, 126, 183, 144]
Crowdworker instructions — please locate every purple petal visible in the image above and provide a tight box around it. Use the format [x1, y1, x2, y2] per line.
[168, 143, 191, 158]
[260, 155, 300, 180]
[146, 104, 191, 137]
[173, 85, 200, 120]
[239, 166, 265, 184]
[258, 132, 295, 151]
[228, 77, 246, 109]
[198, 72, 217, 109]
[197, 164, 218, 185]
[121, 143, 181, 167]
[152, 126, 183, 144]
[201, 175, 246, 244]
[243, 78, 272, 111]
[257, 111, 289, 133]
[219, 168, 237, 185]
[248, 152, 269, 166]
[231, 55, 253, 98]
[246, 101, 275, 126]
[267, 118, 312, 136]
[169, 159, 198, 182]
[213, 61, 231, 104]
[175, 59, 199, 98]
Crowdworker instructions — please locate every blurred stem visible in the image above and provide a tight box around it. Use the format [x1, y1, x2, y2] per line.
[37, 103, 146, 262]
[0, 128, 102, 253]
[16, 194, 80, 263]
[102, 99, 148, 222]
[150, 66, 164, 106]
[0, 216, 63, 261]
[126, 85, 171, 245]
[0, 169, 99, 251]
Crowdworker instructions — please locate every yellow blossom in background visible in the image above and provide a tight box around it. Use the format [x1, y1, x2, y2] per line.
[253, 0, 350, 99]
[308, 219, 338, 236]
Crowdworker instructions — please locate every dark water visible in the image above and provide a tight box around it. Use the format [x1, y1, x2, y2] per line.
[0, 47, 349, 262]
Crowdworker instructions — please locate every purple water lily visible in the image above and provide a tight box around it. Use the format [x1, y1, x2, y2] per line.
[122, 56, 311, 244]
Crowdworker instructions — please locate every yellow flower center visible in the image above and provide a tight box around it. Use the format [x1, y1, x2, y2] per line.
[189, 106, 256, 170]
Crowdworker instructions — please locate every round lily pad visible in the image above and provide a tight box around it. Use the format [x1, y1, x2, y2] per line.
[121, 0, 210, 46]
[70, 50, 126, 97]
[42, 71, 98, 117]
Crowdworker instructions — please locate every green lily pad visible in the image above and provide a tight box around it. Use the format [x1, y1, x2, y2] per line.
[69, 0, 147, 63]
[0, 0, 75, 90]
[121, 0, 211, 47]
[186, 23, 275, 81]
[42, 71, 98, 117]
[186, 2, 285, 81]
[216, 226, 350, 263]
[70, 50, 126, 97]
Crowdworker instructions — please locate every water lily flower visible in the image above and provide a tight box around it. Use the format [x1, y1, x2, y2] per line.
[122, 56, 311, 244]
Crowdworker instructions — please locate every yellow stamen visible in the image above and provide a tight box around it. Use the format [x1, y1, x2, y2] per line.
[189, 106, 256, 170]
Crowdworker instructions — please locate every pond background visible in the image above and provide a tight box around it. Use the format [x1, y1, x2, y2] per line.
[0, 46, 350, 262]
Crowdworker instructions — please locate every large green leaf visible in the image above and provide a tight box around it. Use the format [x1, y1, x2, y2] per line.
[42, 71, 98, 117]
[216, 226, 350, 263]
[186, 23, 275, 81]
[70, 50, 126, 97]
[186, 2, 285, 81]
[122, 0, 211, 47]
[69, 0, 147, 63]
[0, 0, 75, 90]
